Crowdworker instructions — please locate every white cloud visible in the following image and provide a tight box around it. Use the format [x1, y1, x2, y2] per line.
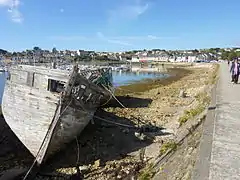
[0, 0, 23, 23]
[96, 32, 133, 46]
[50, 33, 177, 47]
[106, 35, 178, 41]
[50, 33, 134, 46]
[8, 8, 23, 23]
[0, 0, 20, 8]
[107, 39, 133, 46]
[98, 33, 178, 46]
[107, 0, 149, 23]
[147, 35, 160, 40]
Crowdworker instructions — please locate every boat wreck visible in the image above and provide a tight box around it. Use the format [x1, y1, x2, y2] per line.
[1, 64, 113, 165]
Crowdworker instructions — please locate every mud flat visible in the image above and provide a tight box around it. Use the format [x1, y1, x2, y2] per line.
[115, 66, 191, 95]
[0, 63, 219, 180]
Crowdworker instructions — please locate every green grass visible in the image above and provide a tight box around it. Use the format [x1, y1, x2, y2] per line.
[195, 92, 210, 104]
[159, 141, 178, 156]
[179, 92, 210, 126]
[207, 63, 220, 85]
[138, 163, 156, 180]
[203, 63, 219, 85]
[179, 105, 205, 126]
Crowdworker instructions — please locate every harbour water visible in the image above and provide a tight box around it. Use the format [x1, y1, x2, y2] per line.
[0, 72, 7, 103]
[0, 71, 168, 102]
[112, 71, 169, 87]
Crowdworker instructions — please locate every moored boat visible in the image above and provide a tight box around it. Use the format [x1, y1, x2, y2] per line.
[0, 67, 5, 72]
[1, 64, 113, 165]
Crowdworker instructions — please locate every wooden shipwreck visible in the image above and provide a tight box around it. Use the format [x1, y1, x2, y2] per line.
[1, 64, 113, 165]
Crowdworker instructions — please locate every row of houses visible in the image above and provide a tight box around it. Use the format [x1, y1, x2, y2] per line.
[130, 53, 217, 63]
[0, 47, 221, 64]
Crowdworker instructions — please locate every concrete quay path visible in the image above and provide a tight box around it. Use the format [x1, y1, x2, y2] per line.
[193, 63, 240, 180]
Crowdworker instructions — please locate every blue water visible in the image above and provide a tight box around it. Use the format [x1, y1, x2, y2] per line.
[0, 72, 7, 103]
[112, 71, 169, 87]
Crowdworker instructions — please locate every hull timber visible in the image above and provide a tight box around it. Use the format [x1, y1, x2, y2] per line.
[2, 65, 113, 164]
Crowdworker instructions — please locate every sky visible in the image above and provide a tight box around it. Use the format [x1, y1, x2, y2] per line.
[0, 0, 240, 52]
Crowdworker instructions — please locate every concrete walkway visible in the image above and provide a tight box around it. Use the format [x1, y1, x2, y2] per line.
[193, 63, 240, 180]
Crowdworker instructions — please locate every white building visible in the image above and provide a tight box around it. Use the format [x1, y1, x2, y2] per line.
[131, 56, 169, 62]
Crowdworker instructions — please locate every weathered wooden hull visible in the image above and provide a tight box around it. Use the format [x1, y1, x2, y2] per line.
[43, 106, 95, 162]
[2, 65, 113, 164]
[2, 81, 59, 159]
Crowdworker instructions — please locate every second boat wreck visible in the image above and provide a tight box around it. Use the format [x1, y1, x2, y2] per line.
[1, 64, 113, 165]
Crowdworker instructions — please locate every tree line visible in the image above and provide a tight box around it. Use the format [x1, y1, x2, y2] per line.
[221, 51, 240, 61]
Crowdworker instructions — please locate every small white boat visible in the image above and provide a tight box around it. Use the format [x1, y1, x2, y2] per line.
[0, 67, 5, 72]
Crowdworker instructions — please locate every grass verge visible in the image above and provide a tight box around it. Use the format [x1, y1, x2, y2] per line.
[178, 91, 211, 126]
[178, 64, 217, 126]
[138, 163, 156, 180]
[204, 63, 219, 85]
[159, 141, 178, 156]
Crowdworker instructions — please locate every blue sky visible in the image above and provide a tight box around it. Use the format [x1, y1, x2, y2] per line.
[0, 0, 239, 52]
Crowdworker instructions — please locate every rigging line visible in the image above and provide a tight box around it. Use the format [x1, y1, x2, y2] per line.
[67, 94, 137, 129]
[102, 84, 126, 108]
[101, 84, 150, 128]
[93, 115, 137, 129]
[100, 93, 113, 107]
[75, 136, 80, 166]
[68, 96, 138, 129]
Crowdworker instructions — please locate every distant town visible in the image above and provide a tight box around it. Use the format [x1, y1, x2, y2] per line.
[0, 47, 240, 65]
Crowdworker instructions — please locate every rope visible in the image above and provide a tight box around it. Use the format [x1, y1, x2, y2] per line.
[102, 84, 126, 108]
[100, 81, 116, 107]
[75, 136, 80, 166]
[100, 93, 113, 107]
[70, 97, 139, 129]
[93, 115, 137, 129]
[59, 99, 73, 117]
